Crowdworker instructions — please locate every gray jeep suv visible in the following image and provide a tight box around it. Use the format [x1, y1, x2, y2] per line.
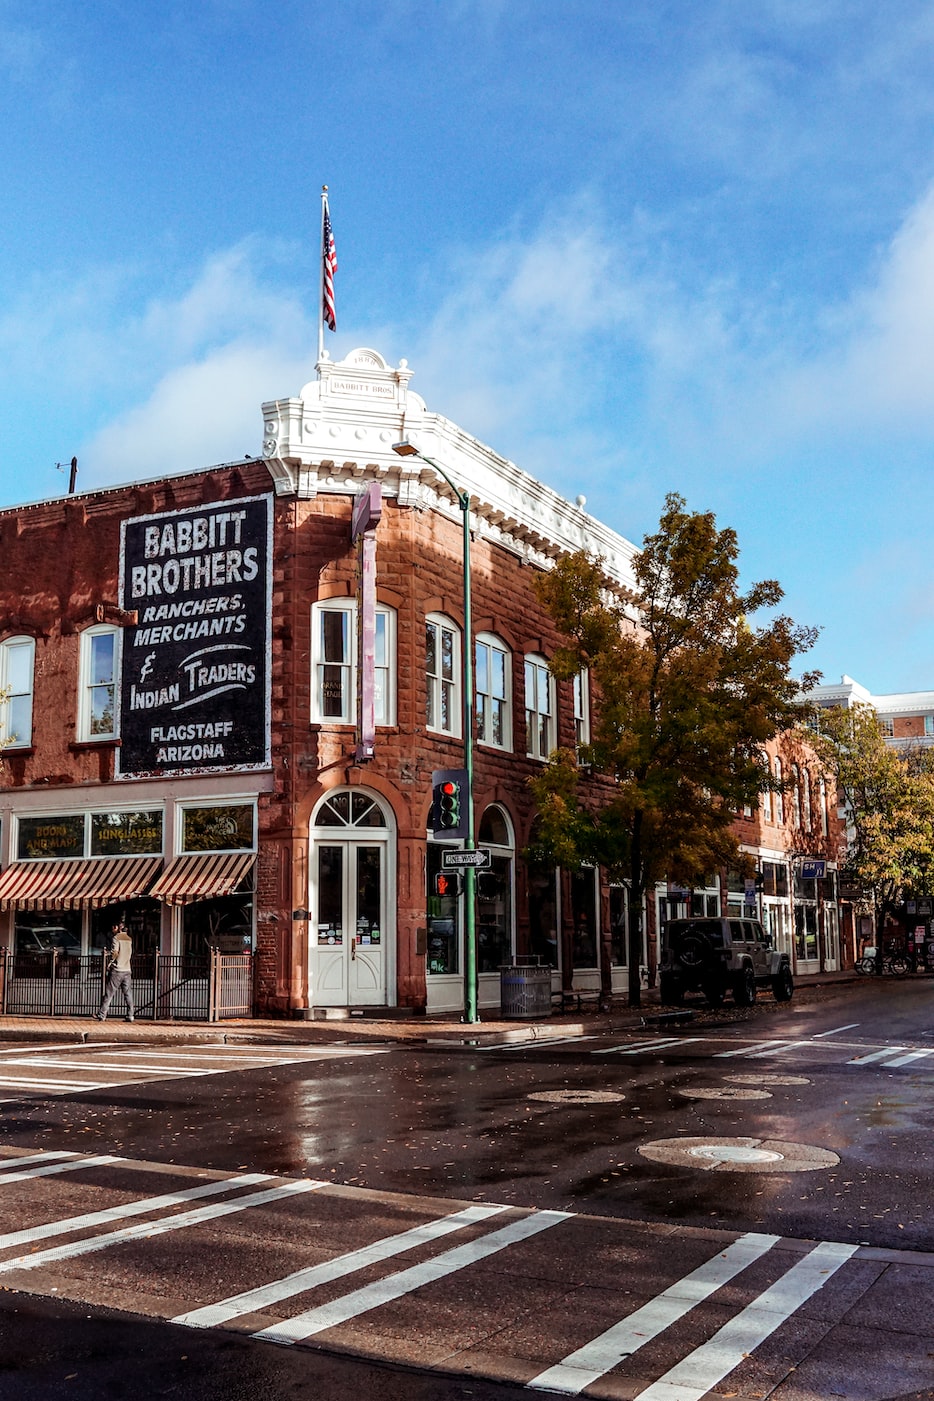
[659, 916, 794, 1007]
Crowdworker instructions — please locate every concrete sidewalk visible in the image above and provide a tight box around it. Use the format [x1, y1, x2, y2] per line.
[0, 969, 864, 1048]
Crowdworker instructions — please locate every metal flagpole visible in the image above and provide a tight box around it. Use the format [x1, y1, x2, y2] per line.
[317, 185, 328, 367]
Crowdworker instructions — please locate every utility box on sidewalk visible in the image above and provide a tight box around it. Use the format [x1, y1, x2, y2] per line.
[500, 957, 552, 1020]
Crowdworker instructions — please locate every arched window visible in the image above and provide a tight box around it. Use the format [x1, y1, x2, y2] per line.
[524, 654, 554, 760]
[791, 764, 802, 829]
[773, 757, 784, 825]
[426, 614, 460, 737]
[0, 635, 35, 748]
[78, 624, 119, 741]
[475, 633, 511, 750]
[761, 750, 773, 823]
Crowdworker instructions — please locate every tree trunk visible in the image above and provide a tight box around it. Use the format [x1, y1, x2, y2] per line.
[628, 814, 644, 1007]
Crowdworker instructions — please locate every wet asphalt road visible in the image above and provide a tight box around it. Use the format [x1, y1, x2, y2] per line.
[2, 976, 933, 1251]
[2, 977, 934, 1400]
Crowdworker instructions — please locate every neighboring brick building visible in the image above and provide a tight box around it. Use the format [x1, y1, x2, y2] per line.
[0, 348, 846, 1020]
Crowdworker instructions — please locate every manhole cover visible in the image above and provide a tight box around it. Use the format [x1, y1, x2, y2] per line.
[638, 1136, 839, 1172]
[528, 1089, 625, 1105]
[725, 1073, 811, 1087]
[689, 1144, 783, 1164]
[678, 1087, 772, 1101]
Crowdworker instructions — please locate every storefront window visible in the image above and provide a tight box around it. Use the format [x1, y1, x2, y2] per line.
[182, 879, 254, 957]
[477, 857, 512, 973]
[795, 904, 818, 960]
[571, 867, 598, 968]
[528, 866, 559, 969]
[181, 804, 254, 852]
[91, 811, 163, 856]
[90, 900, 162, 958]
[18, 815, 85, 860]
[14, 911, 82, 955]
[426, 842, 459, 975]
[609, 886, 628, 965]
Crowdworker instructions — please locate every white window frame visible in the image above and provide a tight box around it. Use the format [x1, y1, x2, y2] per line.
[773, 757, 784, 825]
[176, 796, 257, 855]
[0, 635, 35, 748]
[791, 763, 802, 829]
[475, 633, 511, 750]
[78, 624, 120, 742]
[761, 750, 772, 822]
[426, 613, 461, 738]
[311, 601, 396, 727]
[573, 668, 591, 749]
[525, 654, 554, 761]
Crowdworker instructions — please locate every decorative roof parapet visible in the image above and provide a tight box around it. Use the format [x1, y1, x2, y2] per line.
[262, 348, 638, 598]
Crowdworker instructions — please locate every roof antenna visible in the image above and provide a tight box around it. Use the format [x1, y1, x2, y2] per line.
[55, 457, 78, 494]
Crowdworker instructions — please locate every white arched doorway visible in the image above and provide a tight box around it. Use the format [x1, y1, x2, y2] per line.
[309, 789, 395, 1008]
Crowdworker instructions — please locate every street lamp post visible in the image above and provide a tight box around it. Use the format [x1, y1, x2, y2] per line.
[392, 439, 478, 1023]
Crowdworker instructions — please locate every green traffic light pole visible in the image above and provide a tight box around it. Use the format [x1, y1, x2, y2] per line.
[392, 439, 478, 1023]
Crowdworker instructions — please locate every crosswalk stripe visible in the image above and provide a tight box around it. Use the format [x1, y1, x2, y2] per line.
[714, 1041, 788, 1058]
[0, 1172, 272, 1251]
[595, 1037, 702, 1057]
[172, 1202, 509, 1329]
[848, 1047, 908, 1065]
[0, 1154, 122, 1185]
[253, 1209, 572, 1345]
[881, 1049, 934, 1067]
[0, 1076, 112, 1090]
[633, 1240, 858, 1401]
[0, 1178, 322, 1274]
[527, 1231, 780, 1394]
[0, 1151, 81, 1170]
[0, 1058, 215, 1076]
[743, 1040, 812, 1059]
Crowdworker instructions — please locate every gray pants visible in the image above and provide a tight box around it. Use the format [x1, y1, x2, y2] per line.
[98, 969, 134, 1020]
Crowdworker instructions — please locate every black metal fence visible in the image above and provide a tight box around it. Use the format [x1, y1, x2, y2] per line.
[0, 949, 254, 1022]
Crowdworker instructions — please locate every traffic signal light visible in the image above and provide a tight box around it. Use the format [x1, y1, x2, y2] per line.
[434, 870, 461, 897]
[431, 768, 469, 839]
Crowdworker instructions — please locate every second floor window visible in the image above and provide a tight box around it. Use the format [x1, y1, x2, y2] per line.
[525, 654, 554, 760]
[79, 626, 119, 740]
[0, 635, 35, 748]
[475, 634, 510, 749]
[573, 669, 590, 749]
[774, 757, 784, 825]
[311, 602, 394, 725]
[426, 615, 460, 736]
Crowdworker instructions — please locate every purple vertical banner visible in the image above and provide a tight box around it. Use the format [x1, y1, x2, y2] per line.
[351, 483, 382, 762]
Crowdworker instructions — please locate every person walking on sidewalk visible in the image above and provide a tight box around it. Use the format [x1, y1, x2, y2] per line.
[96, 920, 134, 1022]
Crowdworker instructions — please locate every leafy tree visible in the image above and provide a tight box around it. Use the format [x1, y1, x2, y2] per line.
[530, 493, 817, 1008]
[810, 703, 934, 946]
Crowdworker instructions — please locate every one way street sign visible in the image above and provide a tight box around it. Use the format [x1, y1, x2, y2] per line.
[441, 848, 492, 869]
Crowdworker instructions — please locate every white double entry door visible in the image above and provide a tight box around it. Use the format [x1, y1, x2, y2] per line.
[311, 837, 389, 1007]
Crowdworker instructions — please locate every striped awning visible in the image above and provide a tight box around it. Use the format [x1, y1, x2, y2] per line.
[0, 855, 162, 912]
[149, 851, 256, 907]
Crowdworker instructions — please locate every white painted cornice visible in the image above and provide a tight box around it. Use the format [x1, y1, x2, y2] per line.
[262, 348, 638, 597]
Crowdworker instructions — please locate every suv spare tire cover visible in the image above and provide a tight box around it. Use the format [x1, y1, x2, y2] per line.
[673, 929, 716, 970]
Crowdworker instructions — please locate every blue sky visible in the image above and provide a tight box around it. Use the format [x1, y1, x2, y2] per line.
[3, 2, 934, 693]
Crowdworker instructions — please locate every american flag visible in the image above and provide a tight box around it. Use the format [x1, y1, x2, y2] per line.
[322, 197, 337, 331]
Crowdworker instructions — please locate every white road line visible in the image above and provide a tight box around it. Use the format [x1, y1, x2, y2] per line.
[0, 1154, 120, 1184]
[479, 1037, 590, 1053]
[812, 1023, 860, 1038]
[101, 1047, 387, 1060]
[0, 1172, 272, 1251]
[527, 1231, 780, 1395]
[172, 1203, 509, 1329]
[0, 1178, 321, 1273]
[743, 1040, 813, 1059]
[0, 1058, 216, 1076]
[714, 1041, 788, 1058]
[593, 1037, 702, 1056]
[253, 1209, 572, 1345]
[0, 1043, 108, 1056]
[0, 1076, 112, 1091]
[634, 1240, 858, 1401]
[0, 1151, 80, 1170]
[848, 1047, 909, 1065]
[881, 1049, 934, 1067]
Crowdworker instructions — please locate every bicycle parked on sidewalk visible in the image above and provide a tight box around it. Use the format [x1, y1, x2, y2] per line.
[856, 946, 910, 975]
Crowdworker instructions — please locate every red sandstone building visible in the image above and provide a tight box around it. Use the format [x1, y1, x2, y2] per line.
[0, 349, 847, 1020]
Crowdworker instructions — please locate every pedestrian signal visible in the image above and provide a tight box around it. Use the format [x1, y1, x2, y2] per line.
[431, 768, 469, 839]
[434, 871, 461, 897]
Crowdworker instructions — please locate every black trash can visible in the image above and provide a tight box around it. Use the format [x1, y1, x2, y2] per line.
[500, 957, 552, 1019]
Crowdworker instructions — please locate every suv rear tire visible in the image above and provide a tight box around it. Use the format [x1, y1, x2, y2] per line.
[733, 965, 757, 1007]
[771, 965, 794, 1002]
